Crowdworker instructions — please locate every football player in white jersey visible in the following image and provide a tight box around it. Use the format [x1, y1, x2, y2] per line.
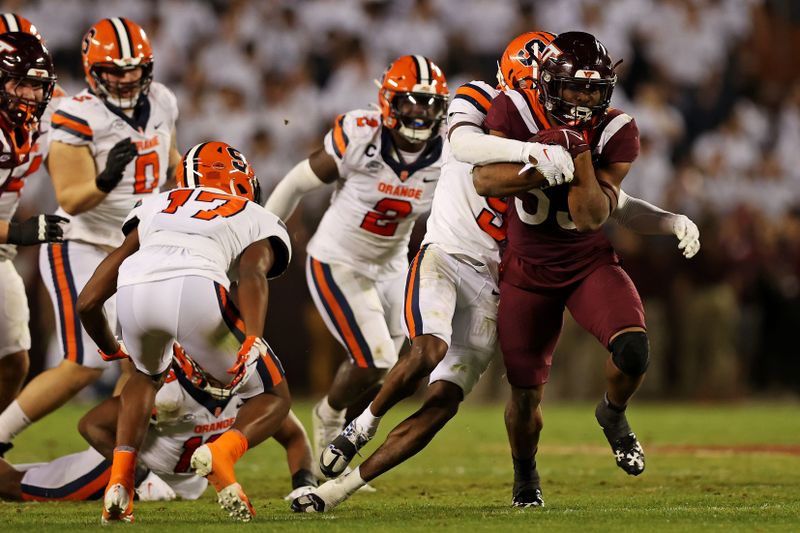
[0, 17, 182, 456]
[266, 55, 451, 460]
[77, 141, 292, 523]
[292, 32, 701, 513]
[0, 28, 67, 425]
[0, 358, 317, 504]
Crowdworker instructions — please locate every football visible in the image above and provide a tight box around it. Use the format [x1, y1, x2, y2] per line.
[530, 126, 590, 157]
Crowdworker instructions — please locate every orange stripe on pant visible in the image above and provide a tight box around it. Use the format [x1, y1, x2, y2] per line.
[261, 354, 283, 386]
[50, 244, 80, 362]
[310, 259, 369, 368]
[21, 465, 111, 502]
[404, 251, 422, 338]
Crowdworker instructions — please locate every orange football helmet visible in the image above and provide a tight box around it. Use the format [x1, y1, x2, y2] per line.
[0, 13, 42, 41]
[176, 142, 261, 204]
[81, 17, 153, 109]
[377, 55, 449, 143]
[496, 31, 556, 91]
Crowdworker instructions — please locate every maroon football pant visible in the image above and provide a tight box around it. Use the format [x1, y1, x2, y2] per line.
[498, 263, 646, 388]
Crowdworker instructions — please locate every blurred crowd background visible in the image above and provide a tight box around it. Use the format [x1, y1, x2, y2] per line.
[7, 0, 800, 401]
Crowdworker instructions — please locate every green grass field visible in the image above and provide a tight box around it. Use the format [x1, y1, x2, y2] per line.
[1, 400, 798, 531]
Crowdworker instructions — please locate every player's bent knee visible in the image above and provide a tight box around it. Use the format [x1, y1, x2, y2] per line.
[610, 331, 650, 376]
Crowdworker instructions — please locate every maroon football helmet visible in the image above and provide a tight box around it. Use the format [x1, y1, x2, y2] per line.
[0, 32, 56, 126]
[537, 31, 617, 128]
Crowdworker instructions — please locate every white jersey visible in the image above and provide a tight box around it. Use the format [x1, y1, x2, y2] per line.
[18, 367, 244, 501]
[307, 109, 443, 278]
[423, 81, 505, 280]
[49, 82, 178, 248]
[139, 369, 243, 497]
[118, 187, 291, 290]
[0, 90, 64, 261]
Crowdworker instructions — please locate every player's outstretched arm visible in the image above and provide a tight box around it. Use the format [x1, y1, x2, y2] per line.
[273, 410, 318, 497]
[264, 148, 338, 220]
[612, 191, 700, 258]
[77, 228, 141, 355]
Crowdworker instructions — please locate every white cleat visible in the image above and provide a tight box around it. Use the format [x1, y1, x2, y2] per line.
[101, 483, 134, 524]
[290, 472, 366, 513]
[135, 471, 177, 501]
[311, 399, 345, 459]
[319, 419, 372, 478]
[218, 483, 256, 522]
[190, 444, 213, 477]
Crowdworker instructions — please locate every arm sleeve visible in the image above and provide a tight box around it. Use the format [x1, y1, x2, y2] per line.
[449, 124, 532, 165]
[611, 190, 679, 235]
[264, 159, 327, 221]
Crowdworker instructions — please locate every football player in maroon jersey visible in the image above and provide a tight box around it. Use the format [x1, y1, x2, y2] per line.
[473, 31, 650, 505]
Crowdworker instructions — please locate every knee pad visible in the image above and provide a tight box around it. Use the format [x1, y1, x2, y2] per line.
[610, 331, 649, 376]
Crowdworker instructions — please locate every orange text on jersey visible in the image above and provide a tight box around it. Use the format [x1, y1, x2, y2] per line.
[193, 417, 235, 433]
[135, 136, 160, 151]
[377, 182, 423, 199]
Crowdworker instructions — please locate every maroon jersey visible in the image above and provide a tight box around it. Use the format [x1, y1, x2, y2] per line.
[484, 89, 640, 287]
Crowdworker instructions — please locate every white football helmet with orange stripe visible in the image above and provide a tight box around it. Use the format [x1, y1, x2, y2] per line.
[81, 17, 153, 109]
[377, 55, 449, 143]
[176, 141, 261, 204]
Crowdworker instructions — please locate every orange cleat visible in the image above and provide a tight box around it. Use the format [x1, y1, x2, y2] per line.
[191, 439, 255, 522]
[101, 483, 134, 524]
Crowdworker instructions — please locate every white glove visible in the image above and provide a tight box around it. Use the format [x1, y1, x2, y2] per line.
[283, 485, 316, 501]
[673, 215, 700, 258]
[136, 471, 177, 501]
[522, 142, 574, 188]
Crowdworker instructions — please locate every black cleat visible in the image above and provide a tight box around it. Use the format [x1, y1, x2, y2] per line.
[0, 442, 12, 458]
[319, 420, 371, 478]
[291, 492, 327, 513]
[512, 487, 544, 508]
[595, 397, 645, 476]
[610, 433, 645, 476]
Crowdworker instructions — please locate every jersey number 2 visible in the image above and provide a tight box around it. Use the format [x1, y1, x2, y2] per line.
[360, 198, 413, 237]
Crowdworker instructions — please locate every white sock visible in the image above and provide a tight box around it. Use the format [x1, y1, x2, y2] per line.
[318, 466, 367, 506]
[0, 401, 32, 443]
[317, 396, 345, 421]
[355, 403, 382, 436]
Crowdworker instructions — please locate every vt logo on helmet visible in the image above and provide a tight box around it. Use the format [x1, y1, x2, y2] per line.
[176, 141, 262, 204]
[537, 31, 619, 128]
[81, 17, 153, 110]
[376, 55, 449, 143]
[496, 31, 556, 91]
[0, 32, 56, 127]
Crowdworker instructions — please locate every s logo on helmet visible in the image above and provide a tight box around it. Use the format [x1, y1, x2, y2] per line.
[81, 28, 95, 55]
[514, 39, 549, 68]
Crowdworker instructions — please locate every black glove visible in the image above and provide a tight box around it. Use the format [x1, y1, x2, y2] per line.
[95, 138, 138, 193]
[7, 214, 68, 245]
